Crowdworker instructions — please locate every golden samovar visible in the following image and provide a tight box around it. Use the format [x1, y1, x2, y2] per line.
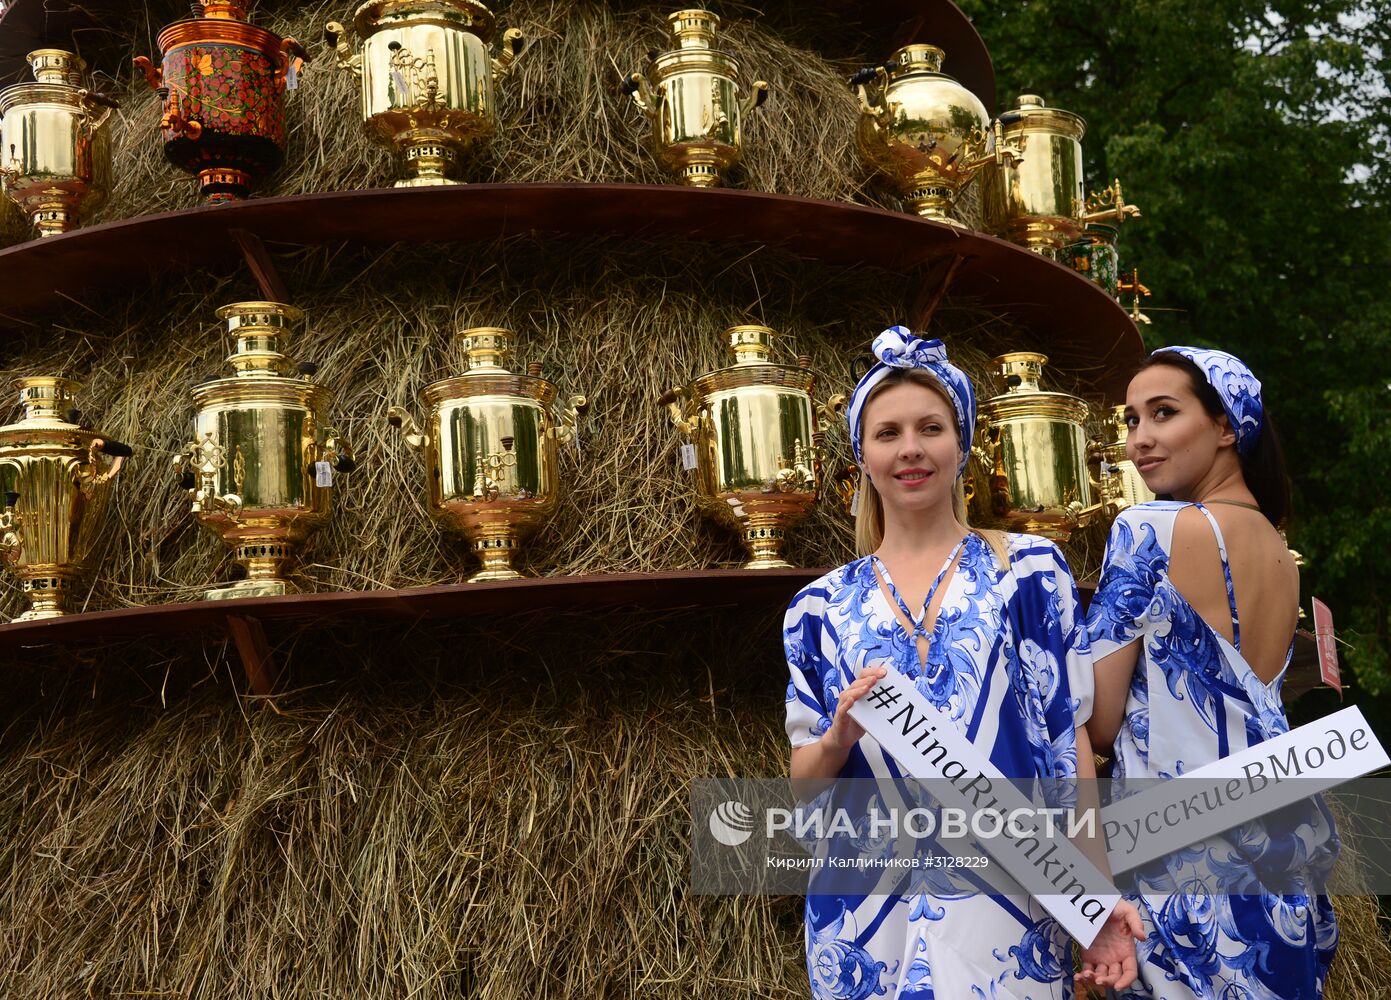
[174, 302, 355, 600]
[0, 377, 130, 619]
[853, 44, 1017, 225]
[625, 9, 769, 188]
[0, 50, 115, 238]
[1090, 404, 1154, 511]
[980, 95, 1139, 255]
[134, 2, 307, 202]
[388, 328, 586, 581]
[326, 0, 526, 186]
[968, 352, 1097, 541]
[662, 326, 837, 569]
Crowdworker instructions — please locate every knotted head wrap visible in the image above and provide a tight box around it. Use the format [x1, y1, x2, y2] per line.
[1156, 346, 1265, 457]
[846, 326, 977, 475]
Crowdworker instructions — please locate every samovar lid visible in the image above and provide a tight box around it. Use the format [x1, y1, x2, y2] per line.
[1004, 94, 1086, 140]
[216, 301, 304, 377]
[26, 50, 86, 86]
[669, 9, 720, 48]
[199, 1, 251, 20]
[994, 351, 1049, 393]
[457, 326, 516, 374]
[11, 376, 83, 425]
[726, 324, 777, 364]
[886, 44, 949, 78]
[353, 0, 496, 40]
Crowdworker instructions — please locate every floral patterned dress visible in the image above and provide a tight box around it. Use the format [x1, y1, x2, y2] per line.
[784, 532, 1094, 1000]
[1087, 501, 1339, 999]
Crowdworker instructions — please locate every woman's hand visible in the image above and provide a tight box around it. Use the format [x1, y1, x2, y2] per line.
[823, 666, 888, 752]
[1076, 898, 1146, 995]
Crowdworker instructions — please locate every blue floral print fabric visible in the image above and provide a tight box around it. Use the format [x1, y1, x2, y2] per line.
[1087, 501, 1339, 999]
[784, 532, 1094, 999]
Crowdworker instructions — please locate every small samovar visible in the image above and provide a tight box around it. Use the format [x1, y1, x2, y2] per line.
[0, 377, 130, 619]
[1090, 404, 1154, 512]
[661, 326, 838, 569]
[174, 302, 356, 599]
[0, 50, 116, 238]
[853, 44, 1017, 225]
[625, 9, 769, 188]
[325, 0, 526, 186]
[980, 95, 1139, 255]
[969, 352, 1097, 541]
[134, 2, 308, 202]
[388, 327, 586, 581]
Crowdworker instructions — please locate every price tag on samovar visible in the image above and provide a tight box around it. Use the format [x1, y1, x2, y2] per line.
[315, 461, 333, 487]
[680, 443, 698, 471]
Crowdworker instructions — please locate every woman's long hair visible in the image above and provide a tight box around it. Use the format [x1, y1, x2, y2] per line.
[852, 368, 1011, 566]
[1141, 351, 1291, 528]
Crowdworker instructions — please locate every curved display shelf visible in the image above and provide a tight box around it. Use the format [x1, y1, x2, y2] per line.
[0, 1, 994, 108]
[0, 183, 1144, 397]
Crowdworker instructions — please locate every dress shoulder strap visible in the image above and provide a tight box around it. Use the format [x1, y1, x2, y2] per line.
[1191, 502, 1241, 651]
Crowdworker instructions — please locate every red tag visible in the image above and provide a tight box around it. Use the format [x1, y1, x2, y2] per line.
[1312, 597, 1341, 695]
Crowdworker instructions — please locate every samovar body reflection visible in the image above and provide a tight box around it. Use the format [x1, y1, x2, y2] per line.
[969, 352, 1096, 540]
[662, 326, 834, 569]
[0, 377, 130, 619]
[0, 50, 115, 237]
[134, 1, 306, 202]
[389, 328, 585, 581]
[326, 0, 525, 186]
[1092, 403, 1154, 511]
[175, 302, 355, 599]
[626, 9, 768, 188]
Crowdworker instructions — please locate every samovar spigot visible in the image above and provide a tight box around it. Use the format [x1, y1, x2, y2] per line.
[1082, 178, 1141, 226]
[174, 432, 243, 516]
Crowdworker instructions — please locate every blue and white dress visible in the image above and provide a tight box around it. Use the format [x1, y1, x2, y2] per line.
[784, 532, 1094, 1000]
[1087, 501, 1339, 999]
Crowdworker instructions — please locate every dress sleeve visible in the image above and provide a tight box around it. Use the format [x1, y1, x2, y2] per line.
[783, 586, 835, 749]
[1086, 509, 1165, 660]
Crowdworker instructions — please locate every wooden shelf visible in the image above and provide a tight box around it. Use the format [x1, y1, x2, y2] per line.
[0, 183, 1144, 398]
[0, 1, 995, 110]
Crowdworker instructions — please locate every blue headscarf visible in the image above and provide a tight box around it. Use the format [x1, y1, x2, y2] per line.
[846, 326, 976, 475]
[1158, 346, 1265, 456]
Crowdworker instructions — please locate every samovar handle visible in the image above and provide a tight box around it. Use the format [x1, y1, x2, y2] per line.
[323, 22, 362, 76]
[622, 73, 662, 120]
[548, 393, 588, 444]
[740, 80, 770, 116]
[77, 90, 119, 132]
[275, 37, 311, 88]
[657, 386, 700, 435]
[317, 426, 357, 474]
[386, 406, 430, 452]
[81, 438, 133, 491]
[132, 56, 162, 91]
[491, 28, 526, 79]
[849, 63, 890, 120]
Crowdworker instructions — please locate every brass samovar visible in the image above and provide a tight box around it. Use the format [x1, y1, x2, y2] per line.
[134, 2, 307, 202]
[980, 95, 1139, 255]
[0, 378, 130, 619]
[625, 9, 769, 188]
[174, 302, 356, 599]
[388, 328, 586, 581]
[662, 326, 837, 569]
[326, 0, 526, 186]
[853, 44, 1017, 225]
[0, 50, 115, 237]
[1091, 404, 1154, 512]
[969, 352, 1096, 541]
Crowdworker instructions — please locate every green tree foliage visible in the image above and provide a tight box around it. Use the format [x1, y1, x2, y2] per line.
[958, 1, 1391, 714]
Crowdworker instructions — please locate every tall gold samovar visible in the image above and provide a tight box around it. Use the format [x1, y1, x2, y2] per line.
[174, 302, 356, 600]
[388, 328, 586, 581]
[853, 44, 1017, 225]
[0, 377, 130, 619]
[968, 352, 1097, 540]
[625, 9, 769, 188]
[980, 95, 1138, 255]
[326, 0, 526, 186]
[1091, 403, 1154, 511]
[134, 2, 307, 202]
[0, 50, 115, 237]
[661, 326, 837, 569]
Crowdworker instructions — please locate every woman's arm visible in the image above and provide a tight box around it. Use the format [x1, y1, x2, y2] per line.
[789, 666, 886, 795]
[1086, 641, 1141, 752]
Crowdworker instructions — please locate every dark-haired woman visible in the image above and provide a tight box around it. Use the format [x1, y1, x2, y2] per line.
[1086, 347, 1339, 999]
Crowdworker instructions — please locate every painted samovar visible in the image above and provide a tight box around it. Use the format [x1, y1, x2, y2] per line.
[173, 302, 355, 599]
[0, 377, 130, 619]
[625, 9, 769, 188]
[0, 50, 115, 237]
[853, 44, 1017, 225]
[388, 327, 586, 581]
[325, 0, 526, 186]
[1090, 404, 1154, 512]
[134, 1, 308, 202]
[661, 326, 838, 569]
[969, 352, 1097, 540]
[980, 95, 1139, 255]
